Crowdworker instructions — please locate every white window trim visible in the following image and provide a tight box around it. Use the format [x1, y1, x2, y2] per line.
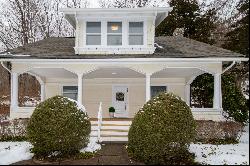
[150, 85, 168, 98]
[83, 18, 147, 49]
[86, 22, 102, 46]
[60, 84, 78, 100]
[107, 21, 123, 46]
[128, 21, 144, 46]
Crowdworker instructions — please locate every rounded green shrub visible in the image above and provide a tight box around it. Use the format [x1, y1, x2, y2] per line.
[27, 96, 91, 158]
[128, 92, 196, 165]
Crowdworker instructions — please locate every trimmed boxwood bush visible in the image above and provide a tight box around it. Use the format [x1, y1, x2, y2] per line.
[128, 92, 196, 165]
[27, 96, 91, 158]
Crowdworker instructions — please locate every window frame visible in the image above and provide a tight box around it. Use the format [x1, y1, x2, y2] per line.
[107, 21, 123, 46]
[84, 19, 147, 48]
[150, 85, 168, 99]
[61, 85, 78, 101]
[86, 22, 101, 46]
[128, 22, 144, 46]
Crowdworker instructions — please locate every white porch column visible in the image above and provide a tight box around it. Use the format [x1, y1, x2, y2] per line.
[146, 73, 151, 102]
[213, 73, 222, 109]
[11, 72, 18, 110]
[77, 73, 83, 105]
[185, 84, 191, 106]
[41, 83, 45, 102]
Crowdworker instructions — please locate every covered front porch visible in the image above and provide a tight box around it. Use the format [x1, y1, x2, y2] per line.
[9, 59, 224, 121]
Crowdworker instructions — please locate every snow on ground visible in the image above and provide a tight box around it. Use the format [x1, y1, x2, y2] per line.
[189, 125, 249, 165]
[0, 142, 33, 165]
[80, 137, 101, 153]
[0, 137, 101, 165]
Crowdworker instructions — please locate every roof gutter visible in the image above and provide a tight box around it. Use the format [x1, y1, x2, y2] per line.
[0, 57, 248, 63]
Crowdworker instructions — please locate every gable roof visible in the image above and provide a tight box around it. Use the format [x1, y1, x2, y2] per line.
[0, 36, 245, 59]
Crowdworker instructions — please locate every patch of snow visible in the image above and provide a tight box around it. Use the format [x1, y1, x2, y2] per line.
[0, 142, 33, 165]
[0, 100, 10, 105]
[64, 97, 86, 113]
[154, 43, 163, 49]
[12, 54, 31, 57]
[0, 137, 102, 164]
[80, 137, 101, 153]
[189, 126, 249, 165]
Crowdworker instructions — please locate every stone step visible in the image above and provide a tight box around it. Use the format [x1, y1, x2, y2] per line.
[91, 125, 130, 131]
[90, 130, 128, 137]
[91, 121, 132, 126]
[100, 137, 128, 142]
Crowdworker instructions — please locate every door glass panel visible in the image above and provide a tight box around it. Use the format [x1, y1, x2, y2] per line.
[116, 92, 125, 101]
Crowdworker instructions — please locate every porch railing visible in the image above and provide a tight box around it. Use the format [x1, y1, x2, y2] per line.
[97, 102, 103, 143]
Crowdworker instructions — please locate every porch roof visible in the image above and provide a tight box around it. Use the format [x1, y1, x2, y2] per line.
[0, 36, 245, 59]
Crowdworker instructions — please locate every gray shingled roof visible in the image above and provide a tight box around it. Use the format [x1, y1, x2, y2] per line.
[0, 36, 245, 59]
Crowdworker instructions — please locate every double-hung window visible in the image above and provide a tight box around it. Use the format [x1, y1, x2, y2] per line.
[107, 22, 122, 46]
[86, 22, 101, 45]
[151, 86, 167, 98]
[63, 86, 78, 101]
[129, 22, 144, 45]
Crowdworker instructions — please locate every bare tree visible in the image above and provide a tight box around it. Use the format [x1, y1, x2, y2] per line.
[0, 0, 90, 51]
[98, 0, 168, 8]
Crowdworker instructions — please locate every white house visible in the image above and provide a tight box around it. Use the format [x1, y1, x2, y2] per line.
[0, 7, 248, 141]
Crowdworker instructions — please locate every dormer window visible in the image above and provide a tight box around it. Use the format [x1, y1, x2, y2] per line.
[107, 22, 122, 46]
[86, 22, 101, 45]
[129, 22, 144, 45]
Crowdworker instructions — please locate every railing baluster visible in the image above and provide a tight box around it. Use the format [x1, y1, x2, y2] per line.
[97, 102, 103, 143]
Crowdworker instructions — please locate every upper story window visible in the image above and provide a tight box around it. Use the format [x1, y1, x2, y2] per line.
[129, 22, 144, 45]
[107, 22, 122, 46]
[86, 22, 101, 45]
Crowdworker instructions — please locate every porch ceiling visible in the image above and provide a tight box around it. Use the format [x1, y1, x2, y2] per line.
[85, 67, 144, 79]
[152, 68, 204, 79]
[30, 68, 76, 78]
[29, 67, 205, 79]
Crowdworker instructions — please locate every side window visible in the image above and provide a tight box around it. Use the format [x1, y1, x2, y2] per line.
[129, 22, 144, 45]
[107, 22, 122, 45]
[63, 86, 78, 101]
[86, 22, 101, 45]
[151, 86, 167, 98]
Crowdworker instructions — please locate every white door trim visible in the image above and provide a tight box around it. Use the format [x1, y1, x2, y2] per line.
[112, 84, 129, 118]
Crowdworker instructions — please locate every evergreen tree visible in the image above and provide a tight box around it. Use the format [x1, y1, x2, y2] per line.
[222, 0, 249, 94]
[222, 0, 249, 56]
[156, 0, 217, 44]
[191, 73, 249, 123]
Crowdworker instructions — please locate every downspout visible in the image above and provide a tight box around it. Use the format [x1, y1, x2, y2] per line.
[1, 61, 11, 73]
[220, 61, 237, 110]
[75, 11, 79, 55]
[222, 61, 236, 74]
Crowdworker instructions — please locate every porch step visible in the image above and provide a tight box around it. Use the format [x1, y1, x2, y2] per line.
[90, 120, 131, 142]
[91, 120, 132, 125]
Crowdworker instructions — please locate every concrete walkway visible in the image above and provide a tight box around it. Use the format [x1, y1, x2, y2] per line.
[12, 144, 144, 165]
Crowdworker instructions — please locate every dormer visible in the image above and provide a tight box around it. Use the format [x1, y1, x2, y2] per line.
[61, 8, 172, 54]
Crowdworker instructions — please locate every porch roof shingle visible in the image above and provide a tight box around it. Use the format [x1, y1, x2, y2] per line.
[0, 36, 245, 59]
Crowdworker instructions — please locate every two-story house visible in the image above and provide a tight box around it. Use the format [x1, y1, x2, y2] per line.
[0, 7, 248, 141]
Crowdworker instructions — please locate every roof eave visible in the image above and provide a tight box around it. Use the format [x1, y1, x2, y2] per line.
[61, 7, 173, 28]
[0, 57, 248, 63]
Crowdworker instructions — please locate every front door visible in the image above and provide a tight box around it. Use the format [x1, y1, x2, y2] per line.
[112, 85, 128, 118]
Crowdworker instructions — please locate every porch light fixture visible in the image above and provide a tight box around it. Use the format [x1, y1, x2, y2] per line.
[111, 25, 119, 31]
[112, 72, 117, 75]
